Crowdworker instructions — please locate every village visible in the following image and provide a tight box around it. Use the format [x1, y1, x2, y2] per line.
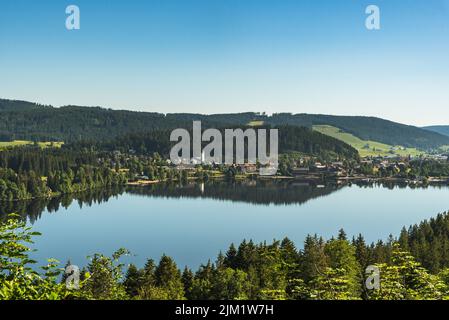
[124, 147, 449, 187]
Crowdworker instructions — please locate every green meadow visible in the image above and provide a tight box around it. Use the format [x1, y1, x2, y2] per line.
[247, 120, 265, 127]
[0, 140, 64, 150]
[313, 125, 424, 158]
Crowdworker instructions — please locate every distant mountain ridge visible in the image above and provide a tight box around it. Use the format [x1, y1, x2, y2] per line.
[0, 99, 50, 111]
[1, 98, 448, 149]
[274, 114, 448, 149]
[423, 126, 449, 138]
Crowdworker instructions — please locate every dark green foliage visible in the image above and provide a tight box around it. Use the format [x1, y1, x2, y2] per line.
[278, 126, 358, 160]
[269, 113, 449, 149]
[424, 125, 449, 138]
[122, 257, 185, 300]
[123, 264, 144, 297]
[398, 212, 449, 273]
[0, 99, 48, 112]
[181, 267, 194, 300]
[2, 98, 445, 149]
[352, 234, 370, 270]
[0, 147, 127, 200]
[0, 100, 191, 142]
[356, 159, 449, 179]
[408, 160, 449, 178]
[324, 236, 361, 297]
[367, 244, 448, 300]
[4, 214, 449, 300]
[81, 249, 129, 300]
[77, 125, 359, 161]
[154, 255, 185, 299]
[299, 235, 328, 283]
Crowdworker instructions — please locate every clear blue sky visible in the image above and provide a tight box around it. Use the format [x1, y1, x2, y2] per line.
[1, 0, 448, 126]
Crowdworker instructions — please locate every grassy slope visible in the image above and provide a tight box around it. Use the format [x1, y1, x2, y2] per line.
[313, 125, 424, 157]
[247, 120, 265, 127]
[0, 140, 64, 150]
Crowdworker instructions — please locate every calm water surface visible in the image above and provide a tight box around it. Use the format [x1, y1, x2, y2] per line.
[3, 181, 449, 269]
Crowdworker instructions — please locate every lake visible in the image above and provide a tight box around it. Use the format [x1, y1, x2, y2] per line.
[2, 180, 449, 269]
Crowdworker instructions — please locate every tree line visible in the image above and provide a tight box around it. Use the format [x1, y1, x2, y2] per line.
[0, 146, 127, 201]
[358, 159, 449, 179]
[3, 213, 449, 300]
[0, 145, 200, 201]
[70, 125, 359, 161]
[1, 98, 448, 149]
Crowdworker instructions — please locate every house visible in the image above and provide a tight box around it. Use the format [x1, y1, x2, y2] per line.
[175, 164, 196, 171]
[291, 167, 310, 176]
[238, 163, 258, 174]
[312, 163, 327, 172]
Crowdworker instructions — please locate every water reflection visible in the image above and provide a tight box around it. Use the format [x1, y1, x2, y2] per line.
[1, 180, 448, 223]
[127, 180, 341, 206]
[0, 187, 126, 223]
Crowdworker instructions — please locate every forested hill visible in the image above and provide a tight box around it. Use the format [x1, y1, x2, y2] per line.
[267, 114, 449, 149]
[72, 125, 359, 160]
[1, 98, 448, 149]
[423, 125, 449, 138]
[0, 99, 50, 112]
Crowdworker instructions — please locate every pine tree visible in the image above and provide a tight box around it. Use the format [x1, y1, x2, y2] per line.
[224, 243, 237, 268]
[181, 267, 194, 300]
[353, 234, 369, 269]
[154, 255, 185, 299]
[190, 261, 215, 300]
[300, 235, 328, 283]
[212, 267, 250, 299]
[398, 227, 409, 251]
[142, 259, 156, 287]
[324, 237, 361, 298]
[338, 229, 347, 241]
[124, 264, 144, 297]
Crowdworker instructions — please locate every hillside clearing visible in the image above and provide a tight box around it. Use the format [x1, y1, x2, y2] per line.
[0, 140, 64, 150]
[313, 125, 424, 158]
[247, 120, 265, 127]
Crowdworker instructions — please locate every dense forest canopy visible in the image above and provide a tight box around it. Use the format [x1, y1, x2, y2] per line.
[1, 98, 448, 149]
[0, 99, 51, 112]
[70, 125, 358, 160]
[3, 212, 449, 300]
[424, 125, 449, 138]
[268, 113, 449, 149]
[0, 148, 127, 201]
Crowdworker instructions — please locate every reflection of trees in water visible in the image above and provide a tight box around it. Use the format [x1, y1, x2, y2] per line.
[2, 180, 444, 223]
[349, 180, 449, 190]
[0, 187, 125, 224]
[127, 180, 342, 206]
[127, 180, 449, 204]
[0, 181, 341, 223]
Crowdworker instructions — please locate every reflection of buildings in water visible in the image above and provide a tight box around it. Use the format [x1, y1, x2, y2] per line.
[290, 182, 310, 187]
[127, 180, 342, 207]
[2, 180, 413, 224]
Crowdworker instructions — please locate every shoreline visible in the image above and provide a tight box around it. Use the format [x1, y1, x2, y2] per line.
[6, 173, 446, 202]
[126, 173, 449, 187]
